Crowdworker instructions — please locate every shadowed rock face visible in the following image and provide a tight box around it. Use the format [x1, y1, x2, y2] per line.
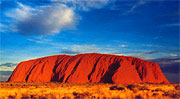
[8, 53, 169, 84]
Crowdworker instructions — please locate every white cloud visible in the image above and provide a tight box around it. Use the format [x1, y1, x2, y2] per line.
[51, 0, 110, 11]
[4, 0, 112, 35]
[152, 58, 180, 65]
[0, 66, 16, 71]
[170, 54, 178, 57]
[27, 37, 52, 44]
[173, 59, 180, 63]
[72, 44, 100, 52]
[60, 50, 81, 54]
[0, 63, 17, 71]
[124, 0, 147, 14]
[144, 44, 163, 48]
[0, 75, 10, 81]
[0, 23, 7, 28]
[163, 23, 180, 27]
[0, 23, 8, 32]
[6, 2, 35, 21]
[0, 51, 4, 53]
[6, 2, 80, 35]
[119, 44, 128, 47]
[0, 75, 10, 78]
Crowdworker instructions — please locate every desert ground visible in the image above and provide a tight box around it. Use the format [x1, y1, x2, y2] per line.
[0, 82, 179, 99]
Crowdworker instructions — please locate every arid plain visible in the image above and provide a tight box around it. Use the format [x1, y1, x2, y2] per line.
[0, 82, 179, 99]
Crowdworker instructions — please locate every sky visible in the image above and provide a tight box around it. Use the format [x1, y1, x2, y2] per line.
[0, 0, 179, 83]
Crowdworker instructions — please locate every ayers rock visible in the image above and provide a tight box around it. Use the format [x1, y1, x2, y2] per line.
[8, 53, 169, 84]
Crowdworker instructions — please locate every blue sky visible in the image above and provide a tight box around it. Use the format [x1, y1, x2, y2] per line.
[0, 0, 179, 82]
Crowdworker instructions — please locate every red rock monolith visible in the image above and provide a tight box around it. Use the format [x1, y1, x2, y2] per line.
[8, 53, 169, 84]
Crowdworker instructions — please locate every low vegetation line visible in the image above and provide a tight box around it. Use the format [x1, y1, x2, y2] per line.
[0, 82, 179, 99]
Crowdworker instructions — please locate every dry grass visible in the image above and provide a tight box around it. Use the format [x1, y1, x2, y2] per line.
[0, 82, 179, 99]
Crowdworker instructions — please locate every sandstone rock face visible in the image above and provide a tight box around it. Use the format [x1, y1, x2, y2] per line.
[8, 53, 169, 84]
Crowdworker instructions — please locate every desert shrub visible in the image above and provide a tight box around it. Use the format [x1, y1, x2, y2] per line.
[175, 85, 180, 90]
[139, 86, 149, 91]
[21, 94, 30, 99]
[169, 93, 179, 98]
[8, 95, 15, 99]
[90, 96, 96, 99]
[112, 97, 121, 99]
[151, 88, 163, 92]
[73, 92, 91, 98]
[135, 95, 143, 99]
[109, 86, 117, 90]
[155, 88, 163, 92]
[62, 96, 71, 99]
[152, 93, 159, 96]
[117, 87, 125, 90]
[73, 92, 78, 96]
[30, 95, 37, 99]
[162, 92, 169, 96]
[48, 93, 57, 99]
[126, 85, 136, 90]
[102, 97, 107, 99]
[163, 91, 180, 98]
[109, 86, 125, 90]
[38, 96, 48, 99]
